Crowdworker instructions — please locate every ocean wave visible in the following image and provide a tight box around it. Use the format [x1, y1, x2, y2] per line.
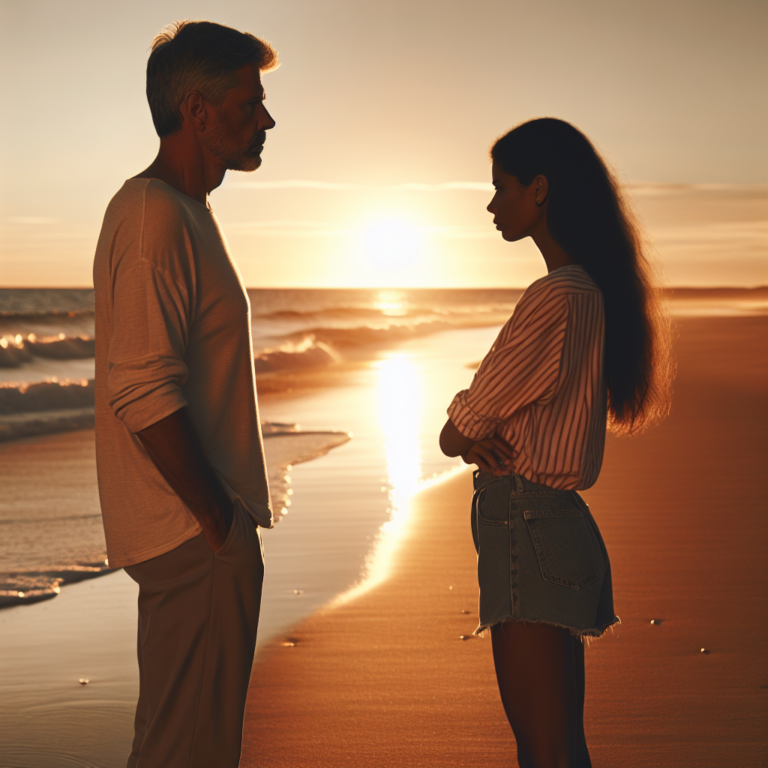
[251, 324, 444, 375]
[0, 563, 112, 608]
[255, 306, 396, 321]
[0, 378, 94, 414]
[0, 408, 95, 442]
[0, 424, 350, 608]
[0, 308, 95, 322]
[0, 338, 33, 367]
[284, 319, 465, 352]
[254, 338, 338, 373]
[0, 333, 95, 367]
[254, 303, 516, 325]
[263, 429, 352, 519]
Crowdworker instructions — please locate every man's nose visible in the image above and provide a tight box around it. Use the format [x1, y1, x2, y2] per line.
[259, 104, 276, 130]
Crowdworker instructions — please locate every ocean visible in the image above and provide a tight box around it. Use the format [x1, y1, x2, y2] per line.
[1, 285, 767, 767]
[2, 285, 766, 620]
[0, 287, 522, 622]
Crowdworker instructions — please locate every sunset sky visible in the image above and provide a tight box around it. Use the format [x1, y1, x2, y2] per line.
[1, 0, 766, 288]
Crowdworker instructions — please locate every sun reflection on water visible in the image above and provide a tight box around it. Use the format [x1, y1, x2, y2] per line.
[373, 289, 409, 316]
[332, 353, 422, 605]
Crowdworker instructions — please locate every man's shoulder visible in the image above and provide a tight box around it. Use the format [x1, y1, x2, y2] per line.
[97, 179, 205, 281]
[106, 178, 193, 226]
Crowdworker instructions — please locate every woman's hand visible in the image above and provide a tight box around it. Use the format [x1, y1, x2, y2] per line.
[462, 436, 517, 475]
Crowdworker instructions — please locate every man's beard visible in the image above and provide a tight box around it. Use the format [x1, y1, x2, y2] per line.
[203, 123, 266, 172]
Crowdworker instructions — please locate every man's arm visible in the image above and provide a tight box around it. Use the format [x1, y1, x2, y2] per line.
[439, 419, 516, 475]
[137, 407, 233, 552]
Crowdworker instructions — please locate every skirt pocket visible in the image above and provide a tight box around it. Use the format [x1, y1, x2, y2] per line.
[474, 480, 515, 626]
[524, 508, 603, 591]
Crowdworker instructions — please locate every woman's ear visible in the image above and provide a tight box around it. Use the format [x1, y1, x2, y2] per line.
[533, 175, 549, 207]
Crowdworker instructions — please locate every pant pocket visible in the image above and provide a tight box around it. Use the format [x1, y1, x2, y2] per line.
[524, 508, 603, 591]
[214, 502, 241, 559]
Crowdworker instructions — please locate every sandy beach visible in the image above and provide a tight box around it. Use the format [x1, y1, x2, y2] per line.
[242, 314, 768, 767]
[1, 310, 766, 767]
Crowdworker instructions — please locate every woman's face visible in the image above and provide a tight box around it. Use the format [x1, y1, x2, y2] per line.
[487, 161, 545, 242]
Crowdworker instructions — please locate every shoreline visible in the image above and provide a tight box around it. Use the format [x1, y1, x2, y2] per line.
[1, 315, 765, 766]
[241, 314, 768, 767]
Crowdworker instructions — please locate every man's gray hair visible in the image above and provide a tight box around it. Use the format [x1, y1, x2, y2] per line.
[147, 20, 278, 138]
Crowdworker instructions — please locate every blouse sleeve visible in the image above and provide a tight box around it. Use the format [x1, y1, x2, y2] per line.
[447, 292, 569, 440]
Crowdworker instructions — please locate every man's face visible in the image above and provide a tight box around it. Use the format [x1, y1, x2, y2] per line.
[202, 63, 275, 172]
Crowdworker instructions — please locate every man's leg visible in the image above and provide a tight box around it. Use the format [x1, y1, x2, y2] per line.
[126, 617, 147, 768]
[125, 504, 263, 768]
[190, 507, 264, 767]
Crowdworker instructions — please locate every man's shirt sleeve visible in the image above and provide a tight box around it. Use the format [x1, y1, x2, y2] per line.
[107, 256, 191, 434]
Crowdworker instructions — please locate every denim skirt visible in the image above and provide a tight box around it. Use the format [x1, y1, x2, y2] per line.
[471, 470, 619, 637]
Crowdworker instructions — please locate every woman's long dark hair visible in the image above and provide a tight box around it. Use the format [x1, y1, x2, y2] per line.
[492, 118, 673, 435]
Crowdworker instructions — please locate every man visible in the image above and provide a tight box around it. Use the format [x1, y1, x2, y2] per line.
[92, 21, 277, 767]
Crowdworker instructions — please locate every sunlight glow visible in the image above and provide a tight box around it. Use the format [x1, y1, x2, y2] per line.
[373, 290, 409, 317]
[332, 354, 422, 604]
[361, 218, 422, 271]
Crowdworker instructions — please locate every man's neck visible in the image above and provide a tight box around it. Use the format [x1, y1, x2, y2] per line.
[133, 135, 226, 205]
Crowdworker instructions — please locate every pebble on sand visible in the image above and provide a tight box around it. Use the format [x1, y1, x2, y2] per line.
[78, 679, 89, 685]
[282, 641, 297, 647]
[700, 648, 709, 654]
[650, 619, 663, 625]
[459, 635, 476, 641]
[293, 589, 304, 595]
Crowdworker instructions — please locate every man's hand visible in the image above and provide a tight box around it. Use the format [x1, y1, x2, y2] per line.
[463, 436, 517, 475]
[137, 407, 235, 554]
[201, 502, 235, 554]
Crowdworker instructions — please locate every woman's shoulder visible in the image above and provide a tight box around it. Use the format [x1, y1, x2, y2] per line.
[524, 265, 601, 303]
[510, 266, 601, 329]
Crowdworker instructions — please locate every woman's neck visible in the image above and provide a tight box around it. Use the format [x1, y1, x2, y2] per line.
[530, 214, 574, 273]
[533, 231, 574, 273]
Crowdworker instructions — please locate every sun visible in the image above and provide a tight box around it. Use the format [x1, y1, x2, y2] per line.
[361, 217, 422, 271]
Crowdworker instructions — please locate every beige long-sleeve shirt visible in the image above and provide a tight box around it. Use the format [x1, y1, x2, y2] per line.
[93, 178, 272, 568]
[448, 265, 607, 491]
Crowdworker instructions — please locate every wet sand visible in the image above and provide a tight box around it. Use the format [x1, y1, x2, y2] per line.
[242, 315, 768, 767]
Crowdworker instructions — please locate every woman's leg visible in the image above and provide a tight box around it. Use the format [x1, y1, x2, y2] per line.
[491, 621, 591, 768]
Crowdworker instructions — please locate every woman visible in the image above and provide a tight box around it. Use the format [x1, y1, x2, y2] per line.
[439, 118, 672, 768]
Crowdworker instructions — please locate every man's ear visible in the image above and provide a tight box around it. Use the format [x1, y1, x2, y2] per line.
[180, 91, 208, 133]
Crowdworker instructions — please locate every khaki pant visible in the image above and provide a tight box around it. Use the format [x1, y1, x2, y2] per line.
[125, 503, 264, 768]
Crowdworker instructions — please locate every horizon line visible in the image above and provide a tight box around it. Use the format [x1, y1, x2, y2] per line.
[4, 285, 767, 292]
[223, 179, 768, 192]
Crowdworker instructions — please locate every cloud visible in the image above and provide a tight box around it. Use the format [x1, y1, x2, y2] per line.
[225, 220, 350, 237]
[225, 179, 768, 197]
[423, 224, 497, 239]
[224, 179, 491, 192]
[627, 182, 768, 197]
[224, 219, 497, 239]
[4, 216, 60, 225]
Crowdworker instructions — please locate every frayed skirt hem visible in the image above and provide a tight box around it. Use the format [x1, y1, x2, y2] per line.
[474, 614, 621, 640]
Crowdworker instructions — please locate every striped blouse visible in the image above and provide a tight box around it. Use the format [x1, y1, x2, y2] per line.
[448, 265, 607, 491]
